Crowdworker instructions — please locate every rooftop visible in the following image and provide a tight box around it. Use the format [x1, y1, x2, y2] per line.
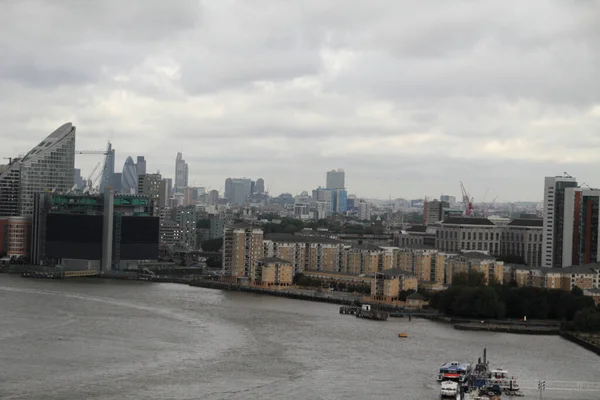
[398, 243, 436, 250]
[258, 257, 293, 264]
[264, 233, 342, 244]
[379, 268, 417, 278]
[458, 251, 496, 260]
[507, 218, 543, 227]
[405, 225, 428, 233]
[442, 217, 495, 226]
[352, 244, 383, 252]
[549, 263, 600, 275]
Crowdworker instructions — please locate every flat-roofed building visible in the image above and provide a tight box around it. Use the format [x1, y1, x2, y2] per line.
[435, 217, 501, 255]
[252, 257, 294, 288]
[371, 268, 419, 304]
[501, 218, 543, 268]
[445, 252, 504, 285]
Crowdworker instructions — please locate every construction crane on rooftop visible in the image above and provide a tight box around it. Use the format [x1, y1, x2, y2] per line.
[460, 181, 474, 216]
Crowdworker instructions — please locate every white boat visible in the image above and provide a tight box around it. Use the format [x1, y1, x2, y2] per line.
[440, 380, 459, 398]
[488, 367, 519, 391]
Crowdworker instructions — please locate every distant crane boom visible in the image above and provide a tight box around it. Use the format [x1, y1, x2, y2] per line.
[460, 181, 474, 216]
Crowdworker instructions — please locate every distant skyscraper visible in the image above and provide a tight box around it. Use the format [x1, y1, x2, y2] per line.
[255, 178, 265, 194]
[99, 142, 115, 193]
[138, 173, 161, 199]
[136, 156, 146, 177]
[332, 189, 347, 213]
[208, 190, 219, 205]
[440, 195, 456, 207]
[74, 168, 84, 189]
[224, 178, 252, 204]
[326, 169, 345, 189]
[16, 123, 76, 216]
[174, 152, 188, 192]
[121, 157, 138, 194]
[543, 175, 578, 268]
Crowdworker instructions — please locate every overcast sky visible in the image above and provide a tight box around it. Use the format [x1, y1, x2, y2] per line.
[1, 0, 599, 202]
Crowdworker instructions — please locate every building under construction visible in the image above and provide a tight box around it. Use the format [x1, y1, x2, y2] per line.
[31, 189, 159, 272]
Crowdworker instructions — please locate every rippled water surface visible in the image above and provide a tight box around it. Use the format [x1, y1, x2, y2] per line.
[1, 275, 599, 399]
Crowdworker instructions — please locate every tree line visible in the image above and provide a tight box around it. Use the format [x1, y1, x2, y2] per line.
[431, 271, 599, 328]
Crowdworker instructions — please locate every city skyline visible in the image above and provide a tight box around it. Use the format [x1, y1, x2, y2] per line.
[1, 1, 599, 201]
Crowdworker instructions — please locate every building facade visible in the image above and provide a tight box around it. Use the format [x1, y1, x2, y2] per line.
[222, 223, 264, 279]
[0, 216, 32, 258]
[435, 217, 501, 254]
[252, 257, 294, 287]
[17, 123, 76, 216]
[501, 218, 544, 268]
[175, 206, 197, 250]
[121, 157, 138, 194]
[562, 188, 600, 267]
[543, 175, 578, 268]
[174, 152, 189, 193]
[326, 169, 345, 190]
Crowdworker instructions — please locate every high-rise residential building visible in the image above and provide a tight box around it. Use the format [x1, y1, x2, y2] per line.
[424, 200, 449, 225]
[120, 157, 138, 194]
[136, 156, 146, 177]
[175, 206, 197, 250]
[358, 199, 371, 221]
[543, 175, 578, 268]
[255, 178, 265, 194]
[222, 223, 264, 279]
[326, 169, 345, 190]
[224, 178, 252, 204]
[562, 188, 600, 266]
[138, 173, 162, 200]
[174, 152, 188, 192]
[9, 123, 76, 216]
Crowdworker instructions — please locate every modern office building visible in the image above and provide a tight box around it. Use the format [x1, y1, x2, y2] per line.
[543, 175, 578, 268]
[99, 142, 115, 193]
[562, 188, 600, 266]
[138, 173, 162, 199]
[435, 217, 501, 254]
[136, 156, 146, 177]
[174, 152, 188, 193]
[255, 178, 265, 194]
[121, 157, 138, 194]
[30, 190, 158, 269]
[0, 159, 21, 217]
[440, 195, 456, 207]
[332, 189, 348, 213]
[224, 178, 252, 205]
[207, 189, 219, 206]
[326, 169, 345, 190]
[501, 218, 544, 268]
[0, 123, 77, 217]
[423, 199, 449, 225]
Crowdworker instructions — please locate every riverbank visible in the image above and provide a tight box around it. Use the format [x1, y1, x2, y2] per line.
[560, 332, 600, 356]
[454, 322, 559, 335]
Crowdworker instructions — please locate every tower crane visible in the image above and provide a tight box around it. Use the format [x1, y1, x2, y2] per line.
[83, 162, 101, 193]
[460, 181, 474, 216]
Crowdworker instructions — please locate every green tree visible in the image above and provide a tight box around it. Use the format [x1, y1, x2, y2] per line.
[452, 271, 487, 287]
[571, 286, 584, 297]
[201, 238, 223, 252]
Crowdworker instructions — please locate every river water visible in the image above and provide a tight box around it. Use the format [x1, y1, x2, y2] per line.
[1, 275, 599, 400]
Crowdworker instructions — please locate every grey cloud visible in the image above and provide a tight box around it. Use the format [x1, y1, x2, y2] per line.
[1, 0, 599, 200]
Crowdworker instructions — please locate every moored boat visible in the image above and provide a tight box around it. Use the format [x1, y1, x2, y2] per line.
[437, 361, 473, 384]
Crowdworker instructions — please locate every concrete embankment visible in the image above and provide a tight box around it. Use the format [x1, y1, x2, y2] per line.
[454, 322, 559, 335]
[189, 280, 358, 305]
[560, 332, 600, 356]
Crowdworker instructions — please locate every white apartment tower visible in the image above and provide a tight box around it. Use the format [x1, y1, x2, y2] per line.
[543, 175, 578, 268]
